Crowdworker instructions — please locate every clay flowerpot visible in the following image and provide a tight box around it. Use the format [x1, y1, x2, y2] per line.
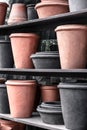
[10, 33, 40, 68]
[8, 3, 27, 25]
[69, 0, 87, 12]
[5, 80, 37, 118]
[0, 84, 10, 113]
[27, 4, 38, 20]
[35, 2, 69, 18]
[41, 85, 60, 102]
[37, 101, 64, 124]
[55, 24, 87, 69]
[0, 119, 25, 130]
[0, 2, 8, 25]
[58, 82, 87, 130]
[0, 40, 13, 68]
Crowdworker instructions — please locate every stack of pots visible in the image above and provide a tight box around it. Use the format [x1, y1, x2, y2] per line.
[55, 24, 87, 129]
[35, 0, 69, 18]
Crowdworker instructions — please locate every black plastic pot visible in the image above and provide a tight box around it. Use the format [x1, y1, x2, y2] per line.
[37, 101, 64, 125]
[27, 4, 38, 20]
[58, 82, 87, 130]
[0, 40, 13, 68]
[69, 0, 87, 12]
[0, 84, 10, 113]
[30, 51, 60, 69]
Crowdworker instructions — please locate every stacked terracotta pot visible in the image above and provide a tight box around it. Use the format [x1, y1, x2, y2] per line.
[35, 0, 69, 18]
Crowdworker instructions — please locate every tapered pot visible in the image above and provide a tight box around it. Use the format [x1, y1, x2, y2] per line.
[8, 3, 27, 25]
[55, 24, 87, 69]
[5, 80, 37, 118]
[0, 2, 8, 25]
[27, 4, 38, 20]
[35, 2, 69, 18]
[41, 85, 60, 102]
[0, 40, 13, 68]
[0, 84, 10, 113]
[59, 82, 87, 130]
[10, 33, 40, 68]
[69, 0, 87, 12]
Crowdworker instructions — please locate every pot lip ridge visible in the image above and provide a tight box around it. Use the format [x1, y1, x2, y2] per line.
[55, 24, 87, 32]
[35, 2, 68, 9]
[58, 82, 87, 89]
[10, 33, 40, 38]
[0, 2, 9, 7]
[41, 86, 58, 90]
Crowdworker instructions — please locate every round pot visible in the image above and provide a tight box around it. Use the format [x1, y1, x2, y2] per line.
[5, 80, 37, 118]
[27, 4, 38, 20]
[8, 3, 27, 25]
[0, 2, 8, 25]
[35, 2, 69, 18]
[41, 85, 60, 102]
[10, 33, 40, 68]
[0, 40, 13, 68]
[37, 101, 64, 124]
[69, 0, 87, 12]
[30, 51, 60, 69]
[0, 84, 10, 114]
[55, 24, 87, 69]
[58, 82, 87, 130]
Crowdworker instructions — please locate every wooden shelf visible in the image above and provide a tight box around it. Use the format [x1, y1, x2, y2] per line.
[0, 113, 67, 130]
[0, 9, 87, 35]
[0, 68, 87, 78]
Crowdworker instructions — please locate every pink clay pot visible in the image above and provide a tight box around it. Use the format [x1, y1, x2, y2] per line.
[35, 2, 69, 18]
[0, 2, 8, 25]
[8, 3, 27, 25]
[10, 33, 40, 68]
[55, 24, 87, 69]
[5, 80, 37, 118]
[41, 85, 60, 102]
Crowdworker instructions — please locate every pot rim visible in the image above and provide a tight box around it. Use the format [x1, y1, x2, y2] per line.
[0, 2, 9, 7]
[41, 86, 58, 90]
[55, 24, 87, 32]
[10, 33, 40, 38]
[0, 40, 10, 44]
[35, 2, 68, 9]
[58, 82, 87, 89]
[5, 80, 37, 86]
[11, 3, 26, 6]
[30, 55, 59, 58]
[27, 4, 35, 7]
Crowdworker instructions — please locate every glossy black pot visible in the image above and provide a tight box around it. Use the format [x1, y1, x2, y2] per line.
[59, 82, 87, 130]
[37, 101, 64, 125]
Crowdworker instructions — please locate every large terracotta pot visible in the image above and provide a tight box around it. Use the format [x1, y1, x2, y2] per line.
[35, 2, 69, 18]
[0, 2, 8, 25]
[55, 24, 87, 69]
[10, 33, 40, 68]
[41, 85, 60, 102]
[5, 80, 37, 118]
[8, 3, 27, 25]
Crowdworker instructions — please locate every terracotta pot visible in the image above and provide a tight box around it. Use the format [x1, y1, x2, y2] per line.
[5, 80, 37, 118]
[41, 85, 60, 102]
[10, 33, 40, 68]
[55, 24, 87, 69]
[8, 3, 27, 25]
[0, 2, 8, 25]
[0, 119, 25, 130]
[35, 2, 69, 18]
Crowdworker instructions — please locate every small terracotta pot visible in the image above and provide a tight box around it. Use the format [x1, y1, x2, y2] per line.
[10, 33, 40, 68]
[55, 24, 87, 69]
[0, 119, 25, 130]
[41, 85, 60, 102]
[0, 2, 8, 25]
[8, 3, 27, 25]
[5, 80, 37, 118]
[35, 2, 69, 18]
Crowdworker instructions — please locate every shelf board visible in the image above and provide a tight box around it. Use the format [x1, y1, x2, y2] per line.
[1, 9, 87, 35]
[0, 113, 67, 130]
[0, 68, 87, 78]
